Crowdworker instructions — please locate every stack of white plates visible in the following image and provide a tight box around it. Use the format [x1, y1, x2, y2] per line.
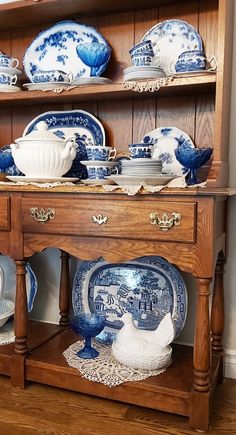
[121, 158, 162, 176]
[123, 66, 166, 81]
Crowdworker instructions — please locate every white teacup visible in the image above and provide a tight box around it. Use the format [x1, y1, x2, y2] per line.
[0, 53, 19, 69]
[0, 72, 17, 86]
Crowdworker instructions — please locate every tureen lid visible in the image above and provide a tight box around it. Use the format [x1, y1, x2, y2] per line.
[16, 121, 64, 142]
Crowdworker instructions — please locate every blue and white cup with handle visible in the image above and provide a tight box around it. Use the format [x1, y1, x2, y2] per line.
[86, 145, 117, 161]
[0, 52, 19, 69]
[169, 50, 217, 73]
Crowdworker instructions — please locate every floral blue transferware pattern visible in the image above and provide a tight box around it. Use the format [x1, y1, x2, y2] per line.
[141, 19, 203, 73]
[23, 20, 111, 82]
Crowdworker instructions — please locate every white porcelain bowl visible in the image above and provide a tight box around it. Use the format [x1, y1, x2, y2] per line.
[0, 299, 14, 328]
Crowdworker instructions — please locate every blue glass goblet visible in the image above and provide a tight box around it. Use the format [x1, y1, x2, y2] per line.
[174, 145, 213, 185]
[71, 313, 106, 359]
[76, 42, 111, 77]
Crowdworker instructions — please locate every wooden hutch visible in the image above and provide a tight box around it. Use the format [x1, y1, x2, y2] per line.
[0, 0, 234, 431]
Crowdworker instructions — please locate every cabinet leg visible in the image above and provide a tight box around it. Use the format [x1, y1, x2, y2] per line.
[190, 277, 211, 431]
[59, 250, 71, 328]
[11, 259, 29, 388]
[211, 250, 225, 384]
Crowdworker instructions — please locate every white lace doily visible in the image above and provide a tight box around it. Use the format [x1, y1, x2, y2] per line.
[0, 321, 14, 345]
[63, 339, 171, 387]
[122, 76, 173, 92]
[102, 177, 207, 196]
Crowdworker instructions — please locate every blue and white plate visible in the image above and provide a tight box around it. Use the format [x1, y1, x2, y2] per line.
[0, 256, 37, 312]
[141, 19, 203, 74]
[72, 256, 187, 343]
[23, 20, 111, 82]
[23, 110, 106, 179]
[142, 126, 195, 176]
[0, 145, 22, 176]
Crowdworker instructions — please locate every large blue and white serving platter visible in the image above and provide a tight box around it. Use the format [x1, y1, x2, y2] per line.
[142, 126, 195, 176]
[23, 20, 110, 82]
[141, 19, 203, 74]
[23, 110, 106, 179]
[72, 256, 187, 343]
[0, 256, 37, 312]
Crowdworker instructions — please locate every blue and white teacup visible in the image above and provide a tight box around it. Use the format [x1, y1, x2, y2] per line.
[0, 72, 17, 86]
[128, 143, 153, 159]
[0, 53, 19, 69]
[130, 51, 155, 67]
[86, 146, 117, 161]
[87, 163, 118, 179]
[129, 40, 154, 56]
[32, 69, 72, 83]
[169, 50, 217, 73]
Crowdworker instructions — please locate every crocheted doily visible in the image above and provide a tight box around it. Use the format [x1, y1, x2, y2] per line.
[0, 321, 14, 345]
[63, 339, 171, 387]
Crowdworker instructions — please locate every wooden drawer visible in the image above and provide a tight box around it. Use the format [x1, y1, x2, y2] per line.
[21, 197, 196, 243]
[0, 196, 10, 231]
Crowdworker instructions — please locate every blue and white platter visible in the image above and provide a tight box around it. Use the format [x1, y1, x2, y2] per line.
[72, 256, 187, 343]
[23, 110, 106, 179]
[0, 256, 37, 312]
[23, 20, 111, 82]
[0, 145, 22, 176]
[141, 19, 203, 74]
[142, 126, 195, 176]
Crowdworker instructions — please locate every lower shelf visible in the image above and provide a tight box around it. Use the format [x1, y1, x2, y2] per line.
[0, 321, 221, 420]
[24, 322, 220, 418]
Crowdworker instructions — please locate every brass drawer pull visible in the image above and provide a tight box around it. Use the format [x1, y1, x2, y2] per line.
[30, 207, 55, 224]
[150, 211, 182, 232]
[92, 214, 108, 226]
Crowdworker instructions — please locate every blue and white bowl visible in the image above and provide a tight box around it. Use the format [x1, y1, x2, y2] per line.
[130, 51, 154, 67]
[129, 40, 154, 56]
[81, 160, 118, 179]
[173, 50, 207, 73]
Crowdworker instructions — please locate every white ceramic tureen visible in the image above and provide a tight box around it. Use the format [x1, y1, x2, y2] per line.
[10, 121, 76, 177]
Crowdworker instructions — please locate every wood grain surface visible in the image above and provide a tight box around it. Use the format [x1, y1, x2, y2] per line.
[0, 374, 234, 435]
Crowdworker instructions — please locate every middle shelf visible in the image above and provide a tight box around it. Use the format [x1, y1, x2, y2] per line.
[0, 74, 216, 107]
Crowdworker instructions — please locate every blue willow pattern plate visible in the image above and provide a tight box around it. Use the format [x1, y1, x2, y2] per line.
[141, 19, 203, 73]
[142, 126, 195, 176]
[23, 110, 106, 179]
[23, 20, 111, 82]
[72, 256, 187, 343]
[0, 256, 37, 312]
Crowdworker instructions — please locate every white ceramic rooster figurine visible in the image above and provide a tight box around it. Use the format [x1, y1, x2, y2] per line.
[112, 312, 175, 370]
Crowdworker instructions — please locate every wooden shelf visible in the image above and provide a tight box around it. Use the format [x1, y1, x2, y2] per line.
[0, 321, 62, 377]
[1, 75, 216, 107]
[0, 0, 189, 29]
[24, 323, 220, 418]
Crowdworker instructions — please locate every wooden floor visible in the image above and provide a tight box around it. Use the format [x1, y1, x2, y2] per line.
[0, 376, 235, 435]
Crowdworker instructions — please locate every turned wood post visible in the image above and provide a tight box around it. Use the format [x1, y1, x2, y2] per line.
[211, 250, 226, 354]
[59, 250, 71, 328]
[14, 259, 29, 356]
[193, 277, 212, 392]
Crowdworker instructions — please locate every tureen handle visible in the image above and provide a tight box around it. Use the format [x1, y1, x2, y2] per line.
[61, 137, 76, 160]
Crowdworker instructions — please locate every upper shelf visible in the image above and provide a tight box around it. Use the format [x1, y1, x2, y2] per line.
[0, 0, 192, 29]
[0, 74, 216, 107]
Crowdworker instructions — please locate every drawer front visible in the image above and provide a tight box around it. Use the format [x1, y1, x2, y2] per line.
[0, 196, 10, 231]
[22, 198, 196, 243]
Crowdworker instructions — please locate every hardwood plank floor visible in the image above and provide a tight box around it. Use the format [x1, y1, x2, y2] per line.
[0, 376, 234, 434]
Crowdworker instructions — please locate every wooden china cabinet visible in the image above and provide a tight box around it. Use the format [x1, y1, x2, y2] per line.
[0, 0, 234, 431]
